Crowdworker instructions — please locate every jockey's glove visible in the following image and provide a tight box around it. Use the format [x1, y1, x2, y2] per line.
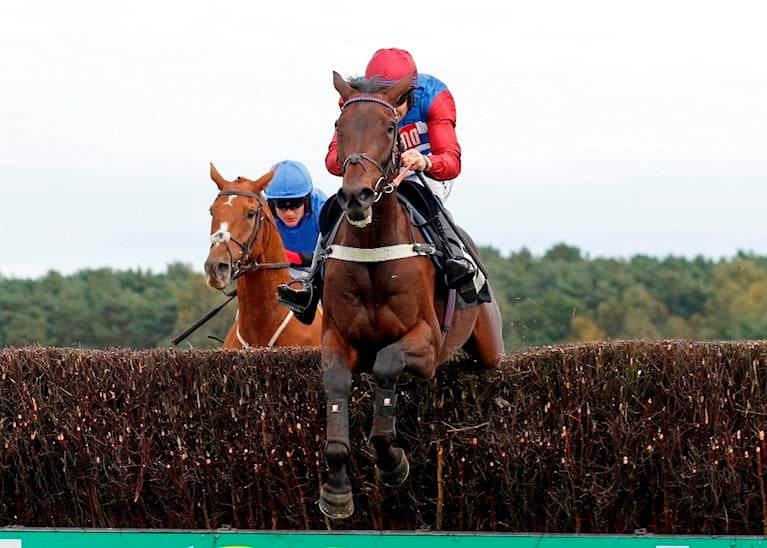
[285, 250, 302, 265]
[401, 150, 432, 172]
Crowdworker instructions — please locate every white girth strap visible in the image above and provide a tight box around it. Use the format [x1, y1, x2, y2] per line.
[236, 310, 295, 349]
[326, 243, 435, 263]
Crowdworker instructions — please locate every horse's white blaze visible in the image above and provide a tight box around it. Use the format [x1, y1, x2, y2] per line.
[225, 195, 237, 206]
[210, 222, 231, 245]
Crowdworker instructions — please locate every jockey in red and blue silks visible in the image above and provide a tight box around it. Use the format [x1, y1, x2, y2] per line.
[325, 49, 461, 194]
[277, 49, 485, 325]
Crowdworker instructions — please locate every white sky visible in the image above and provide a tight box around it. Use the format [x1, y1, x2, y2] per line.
[1, 1, 766, 278]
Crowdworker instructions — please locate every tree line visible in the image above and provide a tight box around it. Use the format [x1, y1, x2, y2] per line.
[2, 244, 766, 350]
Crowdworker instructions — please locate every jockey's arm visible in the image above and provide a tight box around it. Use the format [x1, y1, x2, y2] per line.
[423, 89, 461, 181]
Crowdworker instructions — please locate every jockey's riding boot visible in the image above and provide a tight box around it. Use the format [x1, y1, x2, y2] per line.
[277, 240, 324, 325]
[438, 214, 478, 303]
[277, 277, 321, 325]
[445, 253, 478, 302]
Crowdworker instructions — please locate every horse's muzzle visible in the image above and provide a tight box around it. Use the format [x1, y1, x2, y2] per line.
[204, 259, 232, 289]
[338, 186, 375, 227]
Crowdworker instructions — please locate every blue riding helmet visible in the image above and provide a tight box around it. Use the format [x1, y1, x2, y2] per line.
[265, 160, 313, 199]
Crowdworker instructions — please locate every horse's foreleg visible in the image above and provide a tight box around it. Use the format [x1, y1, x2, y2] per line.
[319, 349, 354, 519]
[370, 344, 406, 481]
[371, 321, 436, 486]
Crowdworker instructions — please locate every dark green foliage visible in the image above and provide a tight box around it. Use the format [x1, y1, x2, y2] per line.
[0, 263, 234, 349]
[482, 245, 767, 350]
[1, 342, 767, 533]
[3, 246, 767, 351]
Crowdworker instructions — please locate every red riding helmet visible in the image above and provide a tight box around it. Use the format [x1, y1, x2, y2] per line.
[365, 48, 418, 82]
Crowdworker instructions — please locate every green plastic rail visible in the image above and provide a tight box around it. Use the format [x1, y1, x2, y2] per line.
[1, 530, 766, 548]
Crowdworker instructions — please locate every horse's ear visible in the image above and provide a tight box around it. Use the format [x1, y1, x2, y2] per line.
[333, 71, 354, 101]
[251, 168, 275, 194]
[384, 72, 415, 107]
[210, 162, 227, 189]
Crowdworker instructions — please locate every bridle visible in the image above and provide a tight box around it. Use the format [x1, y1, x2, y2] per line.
[211, 190, 291, 281]
[173, 190, 292, 347]
[338, 95, 403, 202]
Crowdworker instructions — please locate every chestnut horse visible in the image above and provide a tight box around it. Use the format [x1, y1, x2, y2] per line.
[205, 163, 321, 348]
[317, 73, 504, 518]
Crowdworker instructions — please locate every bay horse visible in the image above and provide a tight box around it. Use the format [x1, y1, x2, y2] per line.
[205, 163, 321, 348]
[318, 72, 504, 518]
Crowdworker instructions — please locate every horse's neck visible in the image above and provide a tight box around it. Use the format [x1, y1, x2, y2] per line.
[235, 230, 292, 345]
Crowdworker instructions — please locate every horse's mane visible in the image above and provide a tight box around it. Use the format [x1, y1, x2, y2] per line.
[347, 76, 391, 94]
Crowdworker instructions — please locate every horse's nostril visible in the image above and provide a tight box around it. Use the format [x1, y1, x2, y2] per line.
[216, 262, 231, 278]
[357, 188, 375, 207]
[337, 188, 350, 206]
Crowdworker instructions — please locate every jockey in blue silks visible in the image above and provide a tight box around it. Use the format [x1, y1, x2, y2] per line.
[265, 160, 327, 278]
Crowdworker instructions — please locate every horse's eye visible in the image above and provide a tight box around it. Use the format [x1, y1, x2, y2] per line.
[209, 208, 213, 216]
[247, 209, 257, 218]
[387, 123, 396, 135]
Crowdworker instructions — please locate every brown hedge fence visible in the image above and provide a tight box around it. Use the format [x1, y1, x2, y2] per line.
[1, 341, 767, 534]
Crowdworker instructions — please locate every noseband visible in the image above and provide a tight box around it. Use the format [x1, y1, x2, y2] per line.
[211, 190, 290, 280]
[338, 95, 402, 201]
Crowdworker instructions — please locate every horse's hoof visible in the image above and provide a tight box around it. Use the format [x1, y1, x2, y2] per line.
[318, 487, 354, 520]
[378, 449, 410, 487]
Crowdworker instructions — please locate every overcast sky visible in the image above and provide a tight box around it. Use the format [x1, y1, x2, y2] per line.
[1, 1, 766, 278]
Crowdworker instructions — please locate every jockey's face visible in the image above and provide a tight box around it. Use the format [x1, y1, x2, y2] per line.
[275, 202, 305, 228]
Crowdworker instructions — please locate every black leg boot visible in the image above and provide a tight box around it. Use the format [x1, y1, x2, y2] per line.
[277, 240, 324, 325]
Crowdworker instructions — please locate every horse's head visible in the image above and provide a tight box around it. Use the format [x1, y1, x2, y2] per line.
[205, 163, 276, 289]
[332, 71, 414, 227]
